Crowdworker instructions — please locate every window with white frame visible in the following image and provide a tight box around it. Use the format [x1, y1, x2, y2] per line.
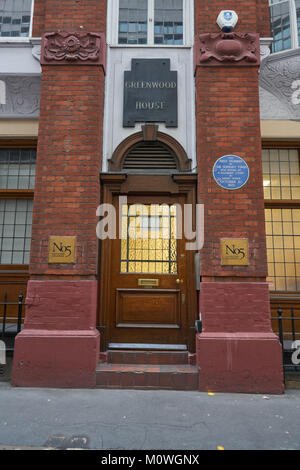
[114, 0, 191, 46]
[0, 0, 33, 38]
[269, 0, 300, 52]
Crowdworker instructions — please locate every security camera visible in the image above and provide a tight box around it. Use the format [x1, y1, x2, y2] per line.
[216, 10, 238, 32]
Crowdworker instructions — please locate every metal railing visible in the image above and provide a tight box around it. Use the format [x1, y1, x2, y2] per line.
[0, 292, 24, 353]
[272, 307, 300, 380]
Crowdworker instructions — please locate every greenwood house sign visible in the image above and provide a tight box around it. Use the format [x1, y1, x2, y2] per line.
[123, 58, 178, 128]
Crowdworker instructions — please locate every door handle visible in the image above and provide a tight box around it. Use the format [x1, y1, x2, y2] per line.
[176, 279, 184, 284]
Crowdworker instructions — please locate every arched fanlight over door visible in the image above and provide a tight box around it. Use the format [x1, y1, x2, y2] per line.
[108, 125, 192, 172]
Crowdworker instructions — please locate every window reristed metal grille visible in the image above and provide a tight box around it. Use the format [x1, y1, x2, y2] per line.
[122, 142, 178, 170]
[120, 204, 177, 274]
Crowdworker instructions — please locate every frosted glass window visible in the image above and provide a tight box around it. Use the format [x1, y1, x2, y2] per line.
[266, 208, 300, 291]
[0, 148, 36, 189]
[0, 198, 33, 264]
[262, 149, 300, 200]
[264, 147, 300, 291]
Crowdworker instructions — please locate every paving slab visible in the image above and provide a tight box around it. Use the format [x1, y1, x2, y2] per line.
[0, 382, 299, 450]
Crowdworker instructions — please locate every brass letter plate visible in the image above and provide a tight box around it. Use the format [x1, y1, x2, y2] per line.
[221, 238, 249, 266]
[138, 279, 159, 287]
[48, 236, 76, 264]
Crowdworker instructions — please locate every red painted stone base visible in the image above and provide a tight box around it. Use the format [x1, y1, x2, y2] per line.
[11, 280, 100, 388]
[12, 329, 100, 388]
[197, 282, 284, 394]
[196, 332, 284, 394]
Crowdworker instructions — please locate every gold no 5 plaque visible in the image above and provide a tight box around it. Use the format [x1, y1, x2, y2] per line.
[48, 236, 76, 264]
[221, 238, 249, 266]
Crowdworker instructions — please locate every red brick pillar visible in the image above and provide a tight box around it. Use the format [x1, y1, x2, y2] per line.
[12, 1, 107, 388]
[194, 1, 284, 393]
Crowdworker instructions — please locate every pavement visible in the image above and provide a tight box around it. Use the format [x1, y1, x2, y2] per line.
[0, 380, 300, 450]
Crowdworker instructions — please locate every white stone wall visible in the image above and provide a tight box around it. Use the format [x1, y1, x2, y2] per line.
[102, 47, 196, 171]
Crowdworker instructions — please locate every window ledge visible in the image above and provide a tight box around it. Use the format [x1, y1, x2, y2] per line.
[269, 46, 300, 60]
[0, 37, 41, 47]
[270, 292, 300, 300]
[108, 44, 192, 49]
[0, 37, 30, 45]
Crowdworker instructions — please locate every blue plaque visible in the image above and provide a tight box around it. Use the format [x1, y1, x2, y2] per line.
[213, 155, 250, 190]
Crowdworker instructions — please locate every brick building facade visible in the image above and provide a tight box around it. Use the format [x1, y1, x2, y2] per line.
[1, 0, 299, 392]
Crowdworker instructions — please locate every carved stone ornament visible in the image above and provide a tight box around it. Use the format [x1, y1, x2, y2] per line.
[259, 49, 300, 120]
[41, 31, 106, 69]
[195, 32, 260, 68]
[260, 38, 273, 61]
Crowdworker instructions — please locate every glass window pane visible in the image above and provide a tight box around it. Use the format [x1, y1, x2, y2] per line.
[118, 0, 148, 45]
[0, 199, 33, 265]
[0, 148, 36, 189]
[2, 238, 13, 250]
[265, 207, 300, 291]
[269, 0, 291, 52]
[154, 0, 183, 45]
[262, 148, 300, 200]
[1, 251, 12, 264]
[120, 204, 177, 274]
[0, 0, 32, 37]
[296, 0, 300, 45]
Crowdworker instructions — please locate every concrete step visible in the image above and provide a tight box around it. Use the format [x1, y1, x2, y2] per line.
[100, 350, 196, 365]
[95, 363, 199, 390]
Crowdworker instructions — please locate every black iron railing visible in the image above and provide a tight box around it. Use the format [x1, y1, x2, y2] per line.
[0, 292, 24, 353]
[272, 307, 300, 380]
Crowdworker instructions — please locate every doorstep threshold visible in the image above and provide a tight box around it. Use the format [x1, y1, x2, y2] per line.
[108, 343, 187, 351]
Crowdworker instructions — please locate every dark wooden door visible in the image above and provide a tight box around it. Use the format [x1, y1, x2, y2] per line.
[107, 193, 191, 347]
